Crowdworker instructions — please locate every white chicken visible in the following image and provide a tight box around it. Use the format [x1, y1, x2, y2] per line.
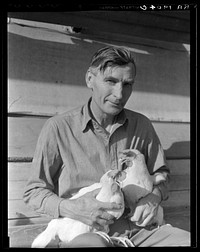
[116, 149, 167, 227]
[31, 171, 125, 248]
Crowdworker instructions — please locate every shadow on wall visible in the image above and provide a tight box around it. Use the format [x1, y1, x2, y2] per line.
[8, 27, 190, 97]
[164, 141, 190, 159]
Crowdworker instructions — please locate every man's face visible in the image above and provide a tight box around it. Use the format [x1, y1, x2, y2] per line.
[87, 63, 135, 116]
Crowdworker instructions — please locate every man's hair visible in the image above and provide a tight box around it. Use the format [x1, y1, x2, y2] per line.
[89, 46, 136, 74]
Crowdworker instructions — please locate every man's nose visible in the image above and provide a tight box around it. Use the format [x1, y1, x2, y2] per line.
[113, 83, 123, 100]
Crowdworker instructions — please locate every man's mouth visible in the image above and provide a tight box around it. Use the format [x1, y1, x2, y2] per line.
[109, 101, 122, 107]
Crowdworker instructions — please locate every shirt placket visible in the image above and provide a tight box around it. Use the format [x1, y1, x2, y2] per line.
[92, 120, 123, 171]
[92, 120, 116, 171]
[109, 136, 118, 170]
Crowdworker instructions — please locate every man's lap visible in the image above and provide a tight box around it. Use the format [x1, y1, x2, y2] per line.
[130, 224, 190, 247]
[59, 215, 190, 247]
[109, 215, 190, 247]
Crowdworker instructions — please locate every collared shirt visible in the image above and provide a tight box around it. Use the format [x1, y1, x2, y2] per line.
[23, 99, 169, 218]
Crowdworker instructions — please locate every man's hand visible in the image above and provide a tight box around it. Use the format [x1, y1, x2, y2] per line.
[130, 187, 162, 227]
[59, 188, 123, 231]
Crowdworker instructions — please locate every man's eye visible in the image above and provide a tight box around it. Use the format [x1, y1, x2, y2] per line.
[106, 80, 115, 84]
[124, 82, 132, 87]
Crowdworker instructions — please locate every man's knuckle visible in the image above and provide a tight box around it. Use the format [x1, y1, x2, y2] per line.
[105, 213, 112, 220]
[88, 219, 94, 226]
[97, 209, 103, 215]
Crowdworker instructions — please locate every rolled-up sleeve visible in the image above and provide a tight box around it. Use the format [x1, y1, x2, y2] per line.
[23, 119, 64, 218]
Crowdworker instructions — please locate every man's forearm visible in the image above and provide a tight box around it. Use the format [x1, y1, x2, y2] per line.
[59, 198, 79, 219]
[23, 186, 64, 218]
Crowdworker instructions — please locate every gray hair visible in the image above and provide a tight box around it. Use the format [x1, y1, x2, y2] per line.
[89, 46, 136, 75]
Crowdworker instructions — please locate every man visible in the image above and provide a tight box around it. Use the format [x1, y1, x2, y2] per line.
[23, 46, 190, 247]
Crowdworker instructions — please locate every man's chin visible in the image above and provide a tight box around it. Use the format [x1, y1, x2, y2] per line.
[106, 106, 123, 116]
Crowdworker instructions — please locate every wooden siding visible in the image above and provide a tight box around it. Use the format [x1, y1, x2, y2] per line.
[8, 159, 190, 226]
[8, 116, 190, 159]
[8, 20, 190, 122]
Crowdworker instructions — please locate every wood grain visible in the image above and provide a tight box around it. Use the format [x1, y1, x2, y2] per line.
[161, 190, 190, 208]
[166, 159, 190, 175]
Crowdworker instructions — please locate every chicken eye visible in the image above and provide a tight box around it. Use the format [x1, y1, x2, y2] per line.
[125, 160, 133, 167]
[117, 171, 127, 182]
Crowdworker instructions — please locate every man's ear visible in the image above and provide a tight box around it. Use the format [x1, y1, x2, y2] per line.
[85, 69, 94, 89]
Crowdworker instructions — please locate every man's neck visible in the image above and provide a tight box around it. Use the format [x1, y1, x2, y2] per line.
[89, 99, 115, 131]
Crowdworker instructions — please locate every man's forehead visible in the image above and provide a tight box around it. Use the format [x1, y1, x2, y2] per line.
[101, 64, 135, 78]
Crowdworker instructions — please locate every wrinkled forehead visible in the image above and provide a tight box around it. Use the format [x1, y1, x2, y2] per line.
[105, 64, 135, 74]
[94, 64, 136, 81]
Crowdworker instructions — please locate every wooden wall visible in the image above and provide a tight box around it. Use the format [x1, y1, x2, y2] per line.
[8, 14, 190, 121]
[7, 11, 190, 229]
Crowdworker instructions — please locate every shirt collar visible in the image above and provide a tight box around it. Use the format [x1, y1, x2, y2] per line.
[81, 98, 93, 132]
[81, 98, 128, 132]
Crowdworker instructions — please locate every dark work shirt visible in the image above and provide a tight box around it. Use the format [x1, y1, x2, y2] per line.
[23, 99, 169, 218]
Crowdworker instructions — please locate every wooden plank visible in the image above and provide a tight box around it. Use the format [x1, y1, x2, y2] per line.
[166, 159, 190, 175]
[8, 223, 47, 234]
[163, 206, 190, 232]
[8, 224, 59, 248]
[161, 190, 190, 208]
[153, 122, 190, 158]
[8, 224, 49, 248]
[8, 116, 47, 158]
[8, 156, 33, 162]
[8, 200, 40, 220]
[8, 181, 25, 200]
[8, 116, 190, 158]
[8, 163, 32, 181]
[168, 175, 190, 191]
[8, 159, 190, 183]
[8, 216, 52, 228]
[8, 26, 190, 122]
[165, 214, 190, 232]
[8, 174, 190, 201]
